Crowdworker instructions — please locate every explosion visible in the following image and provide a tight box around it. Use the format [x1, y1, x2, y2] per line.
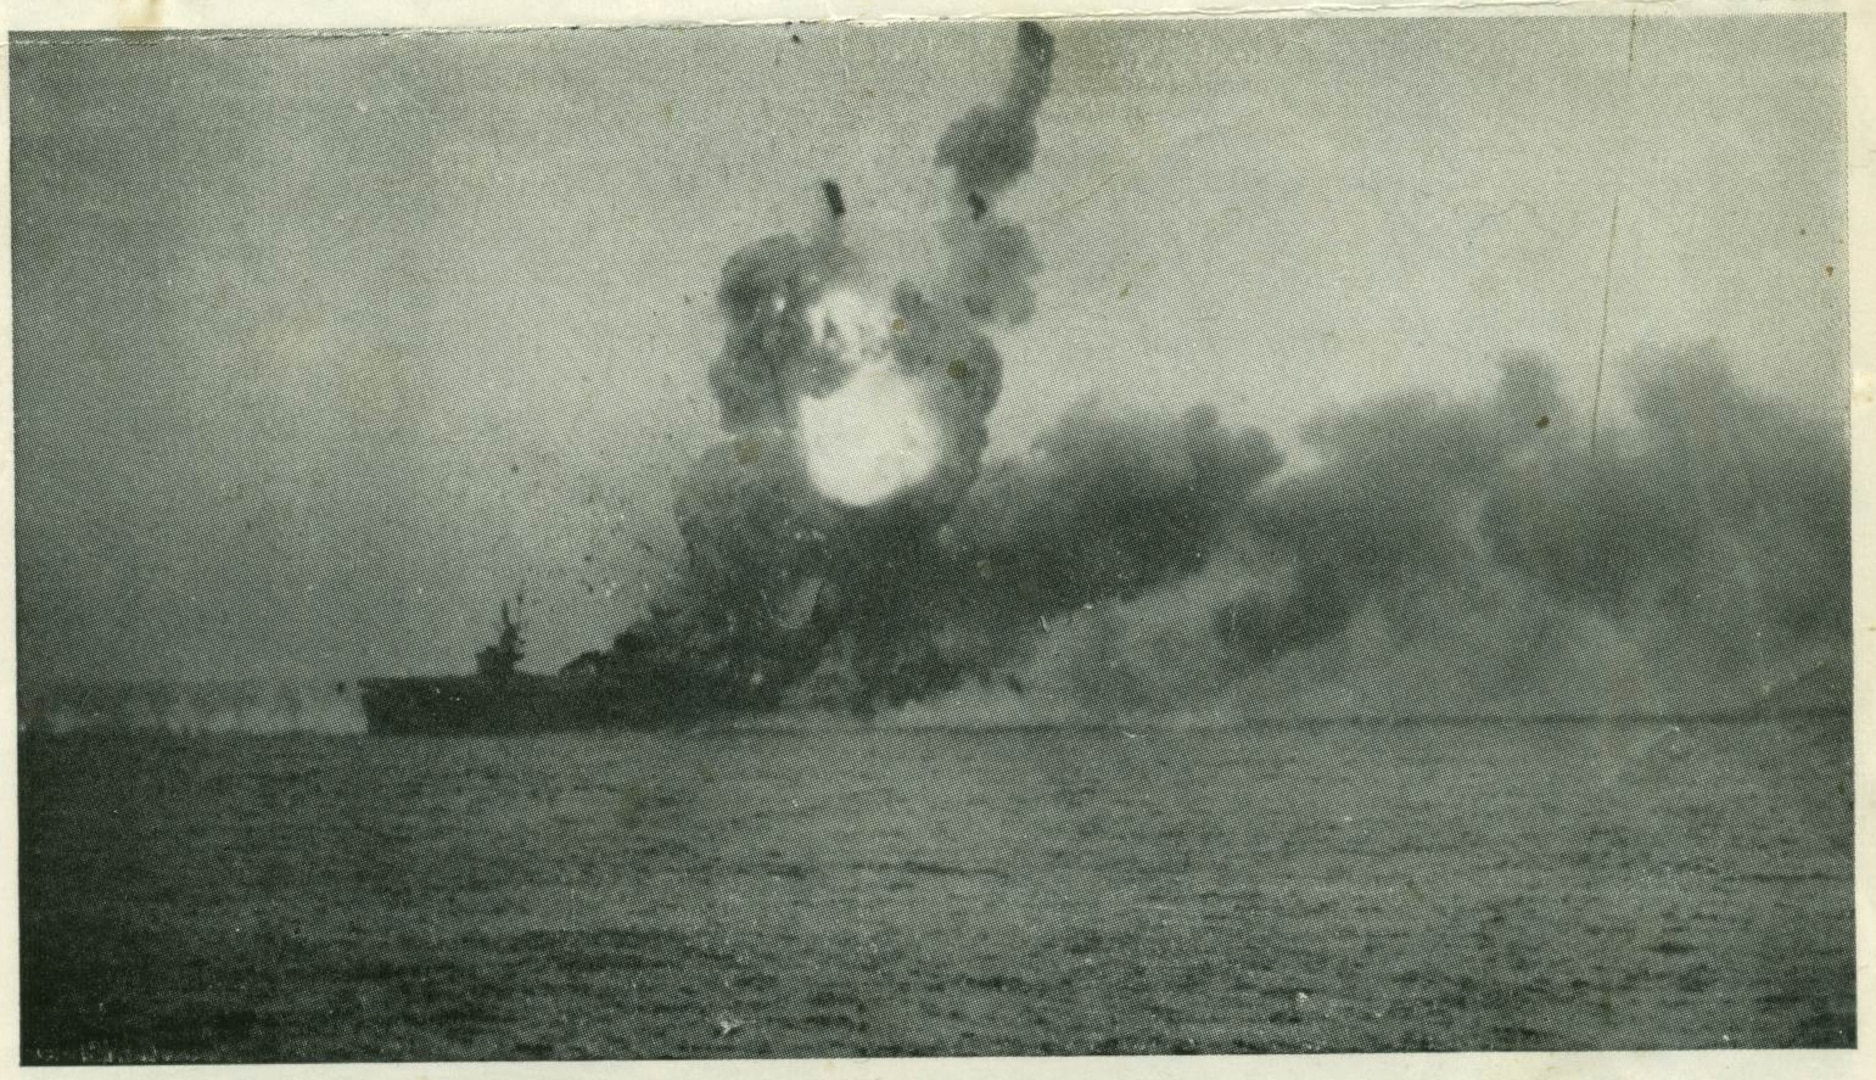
[797, 289, 942, 507]
[568, 21, 1061, 716]
[567, 22, 1846, 725]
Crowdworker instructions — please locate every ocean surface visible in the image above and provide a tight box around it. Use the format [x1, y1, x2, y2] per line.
[17, 706, 1857, 1061]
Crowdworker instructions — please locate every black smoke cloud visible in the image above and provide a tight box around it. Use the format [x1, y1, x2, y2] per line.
[1481, 352, 1848, 645]
[873, 348, 1842, 723]
[810, 402, 1284, 709]
[617, 21, 1287, 719]
[934, 21, 1054, 202]
[569, 22, 1060, 715]
[933, 21, 1054, 325]
[1214, 356, 1569, 668]
[576, 19, 1845, 724]
[1148, 344, 1848, 720]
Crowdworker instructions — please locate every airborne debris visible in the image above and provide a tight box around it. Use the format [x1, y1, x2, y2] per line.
[564, 22, 1067, 717]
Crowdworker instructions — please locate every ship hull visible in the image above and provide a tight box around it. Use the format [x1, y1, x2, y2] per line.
[359, 674, 651, 735]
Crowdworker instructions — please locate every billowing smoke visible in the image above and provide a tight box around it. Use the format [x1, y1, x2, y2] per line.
[1100, 345, 1846, 721]
[574, 22, 1846, 724]
[798, 401, 1284, 710]
[934, 21, 1053, 203]
[933, 21, 1053, 325]
[1214, 356, 1571, 670]
[831, 346, 1845, 723]
[568, 22, 1060, 716]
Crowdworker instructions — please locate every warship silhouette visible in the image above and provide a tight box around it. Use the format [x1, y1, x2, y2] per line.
[359, 596, 820, 735]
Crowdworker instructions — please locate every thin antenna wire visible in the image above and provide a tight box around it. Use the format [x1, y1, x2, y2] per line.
[1588, 11, 1640, 458]
[1587, 193, 1623, 457]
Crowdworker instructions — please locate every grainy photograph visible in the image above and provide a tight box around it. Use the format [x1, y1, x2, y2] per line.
[10, 8, 1856, 1066]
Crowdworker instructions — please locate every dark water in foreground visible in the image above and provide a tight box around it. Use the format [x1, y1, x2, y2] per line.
[19, 718, 1855, 1062]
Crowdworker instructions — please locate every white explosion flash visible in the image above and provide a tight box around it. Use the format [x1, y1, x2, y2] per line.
[798, 289, 941, 507]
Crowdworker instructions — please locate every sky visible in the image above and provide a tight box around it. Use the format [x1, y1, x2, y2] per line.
[12, 15, 1847, 685]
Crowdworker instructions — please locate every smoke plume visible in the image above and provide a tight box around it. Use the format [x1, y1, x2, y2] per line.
[570, 22, 1061, 715]
[822, 346, 1845, 723]
[576, 23, 1846, 724]
[1110, 345, 1846, 721]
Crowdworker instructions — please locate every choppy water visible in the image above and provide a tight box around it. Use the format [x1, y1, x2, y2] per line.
[18, 716, 1857, 1061]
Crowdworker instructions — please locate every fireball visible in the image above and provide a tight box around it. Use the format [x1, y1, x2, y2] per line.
[798, 290, 942, 507]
